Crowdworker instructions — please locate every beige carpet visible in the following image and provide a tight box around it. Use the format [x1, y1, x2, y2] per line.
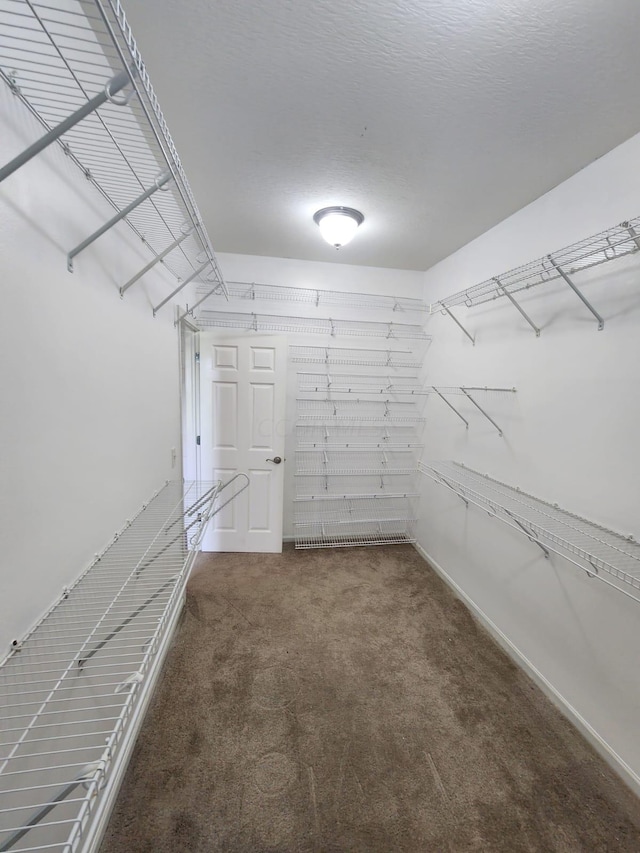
[100, 544, 640, 852]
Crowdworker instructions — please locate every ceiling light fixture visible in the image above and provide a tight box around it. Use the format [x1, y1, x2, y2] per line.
[313, 206, 364, 249]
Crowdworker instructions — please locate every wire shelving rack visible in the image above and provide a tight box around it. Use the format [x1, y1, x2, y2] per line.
[295, 449, 417, 476]
[0, 475, 248, 853]
[294, 344, 426, 547]
[296, 424, 422, 448]
[420, 461, 640, 603]
[194, 311, 430, 340]
[289, 345, 423, 368]
[297, 372, 426, 395]
[0, 0, 227, 309]
[296, 398, 426, 423]
[430, 216, 640, 341]
[195, 280, 428, 314]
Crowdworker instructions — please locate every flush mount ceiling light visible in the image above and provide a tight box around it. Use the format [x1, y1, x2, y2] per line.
[313, 206, 364, 249]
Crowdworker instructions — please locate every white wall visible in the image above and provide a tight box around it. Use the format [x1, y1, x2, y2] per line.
[211, 252, 425, 537]
[417, 131, 640, 789]
[0, 85, 187, 657]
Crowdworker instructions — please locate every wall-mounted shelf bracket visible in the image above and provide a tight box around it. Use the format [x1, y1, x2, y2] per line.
[441, 306, 475, 344]
[625, 222, 640, 251]
[179, 282, 226, 324]
[494, 277, 541, 337]
[68, 170, 172, 271]
[153, 259, 209, 316]
[547, 257, 604, 330]
[502, 508, 550, 557]
[433, 389, 469, 428]
[432, 470, 469, 507]
[120, 226, 193, 296]
[0, 69, 133, 184]
[460, 388, 504, 436]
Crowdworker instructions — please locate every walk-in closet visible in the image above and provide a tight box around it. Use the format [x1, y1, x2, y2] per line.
[1, 1, 640, 850]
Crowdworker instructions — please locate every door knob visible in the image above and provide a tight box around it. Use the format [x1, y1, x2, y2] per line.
[266, 456, 283, 464]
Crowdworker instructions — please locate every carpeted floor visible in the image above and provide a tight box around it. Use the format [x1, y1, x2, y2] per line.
[100, 544, 640, 852]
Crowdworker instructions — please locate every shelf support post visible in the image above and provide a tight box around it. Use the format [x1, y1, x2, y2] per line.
[547, 256, 604, 330]
[0, 70, 132, 184]
[461, 388, 504, 436]
[441, 306, 475, 344]
[68, 171, 172, 270]
[120, 227, 193, 296]
[153, 260, 209, 316]
[494, 277, 540, 337]
[433, 389, 469, 429]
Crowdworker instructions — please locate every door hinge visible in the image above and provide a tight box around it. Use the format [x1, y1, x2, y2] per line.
[196, 435, 201, 445]
[195, 351, 200, 362]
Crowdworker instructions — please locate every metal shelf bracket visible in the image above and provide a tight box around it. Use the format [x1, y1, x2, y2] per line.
[547, 257, 605, 330]
[68, 170, 172, 271]
[153, 260, 209, 316]
[433, 389, 469, 429]
[460, 388, 504, 436]
[494, 277, 541, 337]
[120, 226, 194, 297]
[441, 306, 475, 344]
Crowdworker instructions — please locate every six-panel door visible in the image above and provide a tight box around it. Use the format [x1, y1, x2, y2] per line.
[199, 333, 287, 552]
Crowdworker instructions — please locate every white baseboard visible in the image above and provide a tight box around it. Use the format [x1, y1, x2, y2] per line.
[413, 541, 640, 798]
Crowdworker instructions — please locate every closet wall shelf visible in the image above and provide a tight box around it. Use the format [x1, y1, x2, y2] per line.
[0, 0, 226, 306]
[297, 441, 422, 450]
[296, 473, 420, 496]
[420, 461, 640, 603]
[295, 492, 420, 502]
[290, 346, 423, 368]
[0, 477, 253, 853]
[194, 311, 430, 340]
[196, 280, 428, 313]
[431, 215, 640, 340]
[296, 424, 422, 441]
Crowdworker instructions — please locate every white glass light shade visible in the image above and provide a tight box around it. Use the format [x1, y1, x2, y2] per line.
[313, 207, 364, 248]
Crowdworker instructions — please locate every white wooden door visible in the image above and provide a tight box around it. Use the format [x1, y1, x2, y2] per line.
[199, 332, 287, 552]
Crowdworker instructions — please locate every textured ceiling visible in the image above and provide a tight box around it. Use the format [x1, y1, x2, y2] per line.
[122, 0, 640, 270]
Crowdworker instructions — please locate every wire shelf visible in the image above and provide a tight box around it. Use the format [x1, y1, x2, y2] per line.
[433, 216, 640, 311]
[296, 424, 423, 447]
[0, 479, 228, 853]
[297, 372, 427, 396]
[289, 345, 423, 368]
[296, 474, 418, 499]
[420, 461, 640, 603]
[296, 398, 424, 423]
[295, 495, 417, 525]
[294, 496, 417, 551]
[194, 311, 430, 340]
[294, 518, 416, 550]
[0, 0, 226, 303]
[195, 280, 428, 313]
[296, 449, 417, 476]
[431, 216, 640, 338]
